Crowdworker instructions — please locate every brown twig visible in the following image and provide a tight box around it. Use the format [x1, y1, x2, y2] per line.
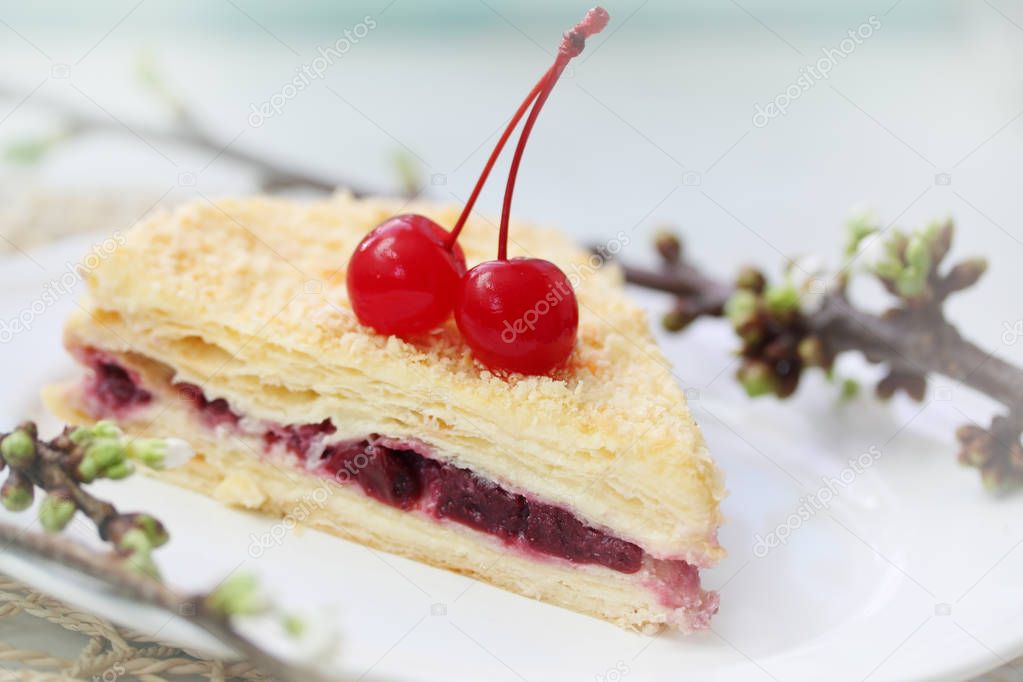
[811, 294, 1023, 411]
[608, 223, 1023, 490]
[0, 82, 376, 197]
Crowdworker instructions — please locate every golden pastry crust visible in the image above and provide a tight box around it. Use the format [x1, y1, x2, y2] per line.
[65, 193, 725, 563]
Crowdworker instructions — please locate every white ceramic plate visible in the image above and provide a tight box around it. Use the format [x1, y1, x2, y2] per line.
[0, 235, 1020, 681]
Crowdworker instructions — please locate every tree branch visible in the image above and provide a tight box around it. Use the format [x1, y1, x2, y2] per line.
[608, 224, 1023, 489]
[0, 82, 375, 197]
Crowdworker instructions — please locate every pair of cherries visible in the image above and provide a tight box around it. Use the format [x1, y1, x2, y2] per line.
[347, 7, 609, 376]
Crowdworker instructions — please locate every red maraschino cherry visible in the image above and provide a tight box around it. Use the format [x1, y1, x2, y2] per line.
[456, 258, 579, 375]
[347, 6, 608, 362]
[346, 214, 466, 336]
[456, 7, 608, 375]
[347, 27, 566, 339]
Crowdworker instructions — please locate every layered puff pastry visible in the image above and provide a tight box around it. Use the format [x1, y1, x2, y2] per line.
[44, 194, 726, 632]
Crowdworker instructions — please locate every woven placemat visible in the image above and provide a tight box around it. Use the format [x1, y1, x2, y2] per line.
[0, 575, 270, 681]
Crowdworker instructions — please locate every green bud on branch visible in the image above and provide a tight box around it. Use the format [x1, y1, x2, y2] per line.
[104, 461, 135, 480]
[764, 283, 799, 318]
[283, 614, 306, 637]
[124, 549, 161, 579]
[1, 430, 36, 469]
[1, 472, 33, 512]
[654, 231, 682, 264]
[206, 574, 269, 617]
[943, 257, 988, 294]
[840, 378, 861, 401]
[77, 455, 98, 483]
[38, 493, 76, 533]
[87, 438, 125, 468]
[735, 266, 766, 293]
[797, 336, 828, 368]
[725, 290, 758, 329]
[117, 528, 153, 554]
[844, 213, 880, 257]
[738, 361, 779, 398]
[69, 426, 94, 446]
[127, 438, 168, 468]
[133, 514, 170, 548]
[93, 421, 123, 439]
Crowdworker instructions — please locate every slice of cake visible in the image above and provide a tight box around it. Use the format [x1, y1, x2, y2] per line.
[44, 193, 726, 632]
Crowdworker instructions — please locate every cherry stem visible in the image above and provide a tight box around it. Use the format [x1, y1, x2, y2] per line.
[497, 67, 562, 260]
[497, 7, 609, 261]
[445, 65, 556, 249]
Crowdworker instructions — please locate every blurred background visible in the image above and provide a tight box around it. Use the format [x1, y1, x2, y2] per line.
[0, 0, 1020, 359]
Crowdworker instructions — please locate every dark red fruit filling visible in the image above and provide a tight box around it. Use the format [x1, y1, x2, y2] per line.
[318, 438, 642, 573]
[524, 504, 642, 573]
[324, 442, 425, 511]
[433, 464, 528, 540]
[264, 419, 337, 456]
[81, 358, 644, 574]
[95, 362, 151, 410]
[177, 383, 240, 428]
[80, 352, 152, 412]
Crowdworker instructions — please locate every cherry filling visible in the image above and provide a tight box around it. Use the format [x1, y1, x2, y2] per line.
[83, 358, 648, 574]
[78, 350, 152, 413]
[177, 383, 241, 428]
[264, 419, 337, 457]
[320, 439, 643, 572]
